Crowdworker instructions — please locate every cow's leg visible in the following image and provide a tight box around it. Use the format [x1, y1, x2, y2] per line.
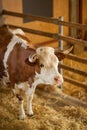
[26, 78, 44, 116]
[18, 99, 26, 120]
[26, 93, 34, 116]
[13, 84, 26, 119]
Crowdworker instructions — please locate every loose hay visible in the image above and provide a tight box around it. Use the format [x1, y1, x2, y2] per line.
[0, 85, 87, 130]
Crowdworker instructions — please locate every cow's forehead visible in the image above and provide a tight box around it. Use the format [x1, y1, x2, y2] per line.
[36, 46, 55, 54]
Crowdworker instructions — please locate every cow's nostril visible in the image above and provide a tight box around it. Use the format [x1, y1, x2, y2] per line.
[40, 48, 43, 51]
[54, 77, 59, 81]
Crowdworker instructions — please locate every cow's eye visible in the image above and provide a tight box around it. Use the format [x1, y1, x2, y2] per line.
[40, 64, 44, 67]
[40, 48, 43, 51]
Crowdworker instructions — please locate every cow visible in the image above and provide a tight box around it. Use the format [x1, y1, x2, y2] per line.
[0, 26, 73, 119]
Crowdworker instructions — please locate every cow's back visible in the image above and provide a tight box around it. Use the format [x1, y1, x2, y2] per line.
[0, 26, 37, 86]
[0, 26, 13, 78]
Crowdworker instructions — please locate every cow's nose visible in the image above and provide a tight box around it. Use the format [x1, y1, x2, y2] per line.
[54, 75, 63, 85]
[54, 76, 60, 82]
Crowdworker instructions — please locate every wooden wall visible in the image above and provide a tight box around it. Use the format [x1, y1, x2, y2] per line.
[1, 0, 69, 47]
[82, 0, 87, 24]
[1, 0, 87, 47]
[82, 0, 87, 41]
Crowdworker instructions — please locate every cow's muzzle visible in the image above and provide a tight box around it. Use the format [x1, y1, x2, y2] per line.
[54, 75, 63, 86]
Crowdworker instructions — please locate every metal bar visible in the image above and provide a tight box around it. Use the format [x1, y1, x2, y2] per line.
[58, 16, 64, 51]
[58, 16, 64, 89]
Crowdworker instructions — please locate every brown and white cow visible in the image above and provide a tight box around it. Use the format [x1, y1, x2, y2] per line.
[0, 26, 72, 119]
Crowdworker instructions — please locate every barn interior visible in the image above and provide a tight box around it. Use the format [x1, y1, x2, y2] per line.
[0, 0, 87, 130]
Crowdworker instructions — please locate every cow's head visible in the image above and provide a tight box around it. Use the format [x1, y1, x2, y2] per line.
[26, 46, 73, 87]
[28, 46, 73, 65]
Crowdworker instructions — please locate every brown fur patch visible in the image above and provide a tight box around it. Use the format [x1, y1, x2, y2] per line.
[0, 26, 13, 78]
[0, 26, 13, 47]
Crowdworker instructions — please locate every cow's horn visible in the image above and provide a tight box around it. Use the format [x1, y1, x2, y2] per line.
[55, 46, 73, 61]
[29, 53, 38, 63]
[55, 46, 73, 54]
[62, 46, 73, 54]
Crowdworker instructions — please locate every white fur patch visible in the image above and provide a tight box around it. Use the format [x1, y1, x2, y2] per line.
[34, 67, 63, 87]
[15, 82, 29, 91]
[35, 68, 58, 85]
[13, 82, 35, 96]
[3, 35, 29, 80]
[36, 46, 55, 54]
[9, 28, 25, 35]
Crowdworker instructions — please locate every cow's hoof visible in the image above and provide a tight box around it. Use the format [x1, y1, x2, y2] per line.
[19, 114, 26, 120]
[27, 111, 34, 116]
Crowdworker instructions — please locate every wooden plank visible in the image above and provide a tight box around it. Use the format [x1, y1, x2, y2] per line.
[53, 91, 87, 109]
[8, 24, 55, 38]
[7, 24, 87, 47]
[2, 10, 56, 25]
[66, 54, 87, 64]
[55, 34, 87, 47]
[0, 1, 5, 26]
[0, 10, 3, 16]
[2, 9, 87, 30]
[64, 76, 87, 89]
[59, 64, 87, 76]
[36, 89, 87, 109]
[58, 21, 87, 30]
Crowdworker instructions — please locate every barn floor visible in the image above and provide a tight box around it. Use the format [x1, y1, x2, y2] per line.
[0, 85, 87, 130]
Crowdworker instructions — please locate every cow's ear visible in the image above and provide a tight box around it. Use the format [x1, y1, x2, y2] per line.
[55, 52, 65, 61]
